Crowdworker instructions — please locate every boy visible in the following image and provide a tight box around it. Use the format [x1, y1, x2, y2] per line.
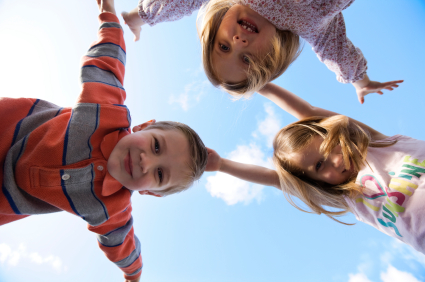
[0, 0, 208, 281]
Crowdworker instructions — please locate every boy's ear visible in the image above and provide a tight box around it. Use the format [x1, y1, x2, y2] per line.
[132, 119, 156, 133]
[138, 190, 162, 197]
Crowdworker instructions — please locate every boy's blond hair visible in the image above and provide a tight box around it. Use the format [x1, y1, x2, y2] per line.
[273, 115, 396, 224]
[144, 121, 208, 196]
[197, 0, 301, 97]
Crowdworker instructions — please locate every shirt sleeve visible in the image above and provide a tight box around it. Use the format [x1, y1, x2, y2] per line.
[306, 12, 367, 83]
[88, 205, 143, 281]
[77, 12, 127, 105]
[138, 0, 208, 26]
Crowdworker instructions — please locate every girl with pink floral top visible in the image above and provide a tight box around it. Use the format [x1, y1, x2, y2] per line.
[122, 0, 402, 103]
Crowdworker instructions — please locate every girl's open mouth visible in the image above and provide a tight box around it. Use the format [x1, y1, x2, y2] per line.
[238, 19, 258, 33]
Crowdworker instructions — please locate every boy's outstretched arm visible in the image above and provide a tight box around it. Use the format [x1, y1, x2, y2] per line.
[206, 148, 280, 189]
[351, 74, 403, 104]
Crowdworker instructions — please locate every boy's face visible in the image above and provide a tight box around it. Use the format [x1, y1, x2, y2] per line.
[107, 123, 191, 196]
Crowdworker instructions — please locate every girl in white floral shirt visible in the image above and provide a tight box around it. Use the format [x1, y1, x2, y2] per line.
[122, 0, 402, 103]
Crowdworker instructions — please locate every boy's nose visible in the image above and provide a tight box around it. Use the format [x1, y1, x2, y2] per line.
[233, 35, 249, 48]
[140, 153, 154, 173]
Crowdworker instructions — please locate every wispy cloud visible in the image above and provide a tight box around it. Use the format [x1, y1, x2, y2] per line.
[206, 103, 280, 205]
[0, 243, 66, 272]
[252, 103, 282, 147]
[168, 80, 210, 111]
[380, 265, 421, 282]
[348, 272, 373, 282]
[206, 143, 272, 205]
[347, 239, 424, 282]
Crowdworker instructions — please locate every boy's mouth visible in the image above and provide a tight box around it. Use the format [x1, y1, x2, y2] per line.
[124, 152, 133, 177]
[238, 20, 258, 33]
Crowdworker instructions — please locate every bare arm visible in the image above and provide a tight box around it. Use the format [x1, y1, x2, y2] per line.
[258, 83, 388, 141]
[206, 148, 280, 189]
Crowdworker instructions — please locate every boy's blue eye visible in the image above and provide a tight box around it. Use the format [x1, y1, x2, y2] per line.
[219, 44, 230, 52]
[154, 138, 160, 153]
[315, 161, 323, 171]
[157, 168, 163, 183]
[242, 55, 250, 65]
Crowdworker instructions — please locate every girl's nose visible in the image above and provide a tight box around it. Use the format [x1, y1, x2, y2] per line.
[233, 35, 248, 48]
[329, 153, 343, 169]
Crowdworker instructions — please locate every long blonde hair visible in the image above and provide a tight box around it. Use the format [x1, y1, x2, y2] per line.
[273, 115, 396, 224]
[197, 0, 301, 97]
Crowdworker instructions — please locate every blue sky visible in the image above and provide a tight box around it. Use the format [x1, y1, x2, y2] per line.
[1, 0, 425, 281]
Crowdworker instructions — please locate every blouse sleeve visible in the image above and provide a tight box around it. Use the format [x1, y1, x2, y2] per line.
[306, 12, 367, 83]
[138, 0, 208, 26]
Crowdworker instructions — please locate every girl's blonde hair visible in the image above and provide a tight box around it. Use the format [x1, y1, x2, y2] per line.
[197, 0, 301, 97]
[273, 115, 396, 224]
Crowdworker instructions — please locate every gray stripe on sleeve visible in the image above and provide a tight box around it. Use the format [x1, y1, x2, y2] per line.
[81, 66, 124, 90]
[65, 103, 99, 165]
[62, 164, 109, 226]
[99, 22, 123, 30]
[86, 43, 126, 66]
[115, 235, 141, 268]
[97, 216, 133, 247]
[125, 266, 143, 277]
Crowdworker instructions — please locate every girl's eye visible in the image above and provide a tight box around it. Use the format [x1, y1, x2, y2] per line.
[219, 43, 230, 52]
[242, 55, 250, 65]
[154, 138, 160, 153]
[157, 168, 163, 183]
[315, 161, 323, 171]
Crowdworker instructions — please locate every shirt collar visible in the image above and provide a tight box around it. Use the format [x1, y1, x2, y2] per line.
[101, 129, 131, 196]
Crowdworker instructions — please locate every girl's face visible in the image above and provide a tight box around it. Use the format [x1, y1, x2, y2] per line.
[212, 4, 276, 83]
[289, 136, 355, 185]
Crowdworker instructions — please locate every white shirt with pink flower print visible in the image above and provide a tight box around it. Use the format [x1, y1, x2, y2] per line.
[138, 0, 366, 83]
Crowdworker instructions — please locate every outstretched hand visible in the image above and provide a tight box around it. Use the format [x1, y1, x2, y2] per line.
[353, 76, 403, 104]
[121, 8, 145, 41]
[96, 0, 116, 15]
[205, 148, 222, 172]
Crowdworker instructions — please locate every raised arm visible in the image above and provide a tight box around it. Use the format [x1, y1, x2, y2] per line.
[258, 83, 337, 120]
[258, 83, 388, 141]
[206, 148, 280, 189]
[305, 12, 403, 104]
[137, 0, 208, 26]
[77, 1, 126, 105]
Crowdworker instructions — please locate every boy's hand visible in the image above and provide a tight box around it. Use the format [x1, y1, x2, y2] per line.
[96, 0, 116, 15]
[352, 74, 403, 104]
[205, 148, 222, 172]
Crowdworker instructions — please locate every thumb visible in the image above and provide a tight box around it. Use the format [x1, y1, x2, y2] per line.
[357, 92, 364, 104]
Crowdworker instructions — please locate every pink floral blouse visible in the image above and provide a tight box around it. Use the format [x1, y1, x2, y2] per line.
[138, 0, 366, 83]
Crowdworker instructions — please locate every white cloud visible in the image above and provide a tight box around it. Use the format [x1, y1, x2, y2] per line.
[0, 243, 65, 272]
[388, 239, 425, 266]
[254, 103, 282, 147]
[348, 272, 373, 282]
[380, 265, 421, 282]
[206, 103, 281, 205]
[168, 80, 210, 111]
[206, 143, 272, 205]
